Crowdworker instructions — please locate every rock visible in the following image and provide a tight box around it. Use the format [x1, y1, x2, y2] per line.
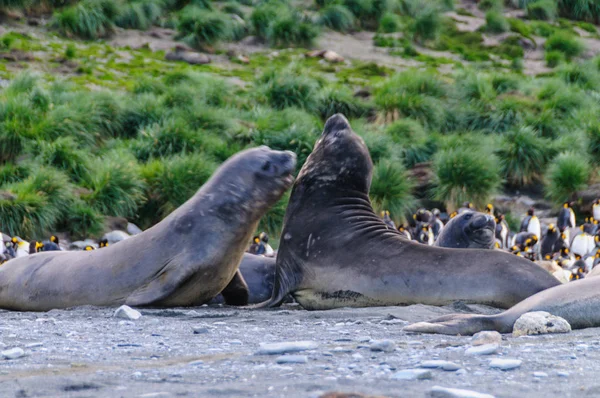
[236, 55, 250, 64]
[471, 331, 502, 346]
[420, 360, 461, 371]
[465, 344, 499, 356]
[427, 386, 495, 398]
[192, 326, 209, 334]
[370, 340, 395, 353]
[391, 369, 432, 380]
[489, 359, 522, 370]
[165, 50, 210, 65]
[557, 371, 569, 378]
[275, 355, 308, 364]
[256, 341, 318, 355]
[533, 372, 548, 378]
[512, 311, 571, 337]
[2, 348, 25, 360]
[323, 50, 344, 63]
[114, 305, 142, 320]
[102, 230, 130, 244]
[127, 222, 143, 235]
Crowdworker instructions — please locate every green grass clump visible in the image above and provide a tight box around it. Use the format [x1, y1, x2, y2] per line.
[559, 63, 600, 90]
[385, 119, 433, 167]
[250, 2, 284, 39]
[527, 0, 557, 20]
[545, 151, 591, 204]
[260, 70, 319, 112]
[0, 163, 31, 185]
[478, 0, 502, 11]
[587, 123, 600, 163]
[369, 160, 416, 224]
[557, 0, 600, 23]
[378, 12, 401, 33]
[484, 10, 509, 33]
[411, 6, 441, 42]
[82, 151, 146, 218]
[132, 117, 202, 162]
[35, 137, 92, 183]
[62, 203, 104, 240]
[545, 50, 565, 67]
[545, 32, 585, 60]
[177, 7, 232, 48]
[115, 0, 163, 30]
[53, 0, 119, 39]
[139, 153, 217, 226]
[267, 11, 320, 47]
[319, 4, 356, 32]
[316, 87, 371, 120]
[496, 127, 552, 187]
[432, 146, 501, 210]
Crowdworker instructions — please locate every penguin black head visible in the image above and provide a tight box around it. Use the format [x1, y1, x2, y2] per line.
[29, 241, 37, 254]
[259, 232, 269, 243]
[485, 204, 493, 214]
[253, 236, 260, 244]
[548, 223, 556, 233]
[84, 245, 95, 251]
[432, 208, 440, 217]
[98, 238, 109, 248]
[50, 235, 59, 244]
[527, 208, 534, 216]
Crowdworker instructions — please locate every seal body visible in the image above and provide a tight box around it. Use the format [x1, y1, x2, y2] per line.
[258, 114, 560, 311]
[404, 274, 600, 335]
[434, 211, 496, 249]
[0, 147, 296, 311]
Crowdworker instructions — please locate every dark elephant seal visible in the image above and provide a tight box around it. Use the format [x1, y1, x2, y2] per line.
[212, 253, 276, 305]
[403, 274, 600, 335]
[434, 211, 496, 249]
[257, 114, 559, 311]
[0, 147, 296, 311]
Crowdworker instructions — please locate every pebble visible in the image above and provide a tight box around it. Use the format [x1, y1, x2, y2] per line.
[465, 344, 499, 356]
[512, 311, 571, 337]
[114, 305, 142, 320]
[275, 355, 308, 364]
[391, 369, 432, 380]
[471, 331, 502, 346]
[2, 348, 25, 360]
[256, 341, 318, 355]
[192, 327, 209, 335]
[489, 358, 522, 370]
[533, 372, 548, 378]
[420, 360, 461, 371]
[370, 340, 396, 353]
[427, 386, 495, 398]
[557, 371, 569, 378]
[187, 360, 204, 366]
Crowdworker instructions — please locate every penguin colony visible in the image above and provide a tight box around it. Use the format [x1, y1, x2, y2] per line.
[372, 200, 600, 283]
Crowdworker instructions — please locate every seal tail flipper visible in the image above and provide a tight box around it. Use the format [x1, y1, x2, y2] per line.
[403, 313, 508, 336]
[252, 253, 303, 308]
[220, 270, 249, 306]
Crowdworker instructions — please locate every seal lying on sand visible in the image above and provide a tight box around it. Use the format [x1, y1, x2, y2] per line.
[0, 147, 296, 311]
[403, 273, 600, 335]
[434, 211, 496, 249]
[257, 114, 559, 311]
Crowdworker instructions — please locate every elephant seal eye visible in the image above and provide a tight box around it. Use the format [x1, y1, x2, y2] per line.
[262, 161, 271, 171]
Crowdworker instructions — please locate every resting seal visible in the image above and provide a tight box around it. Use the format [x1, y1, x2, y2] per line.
[434, 211, 496, 249]
[257, 114, 559, 310]
[0, 147, 296, 311]
[403, 273, 600, 335]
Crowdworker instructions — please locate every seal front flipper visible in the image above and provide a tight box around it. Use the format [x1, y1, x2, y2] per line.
[125, 259, 200, 307]
[253, 251, 304, 308]
[403, 313, 507, 336]
[220, 270, 249, 306]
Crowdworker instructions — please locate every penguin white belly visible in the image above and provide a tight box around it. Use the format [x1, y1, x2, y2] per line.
[569, 209, 576, 229]
[594, 205, 600, 222]
[527, 216, 541, 240]
[264, 244, 274, 257]
[571, 233, 596, 257]
[584, 256, 595, 273]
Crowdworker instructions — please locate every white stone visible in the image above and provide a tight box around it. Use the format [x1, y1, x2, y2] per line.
[465, 344, 499, 356]
[533, 372, 548, 378]
[420, 360, 461, 371]
[2, 348, 25, 360]
[256, 341, 318, 355]
[427, 386, 495, 398]
[370, 340, 396, 353]
[471, 331, 502, 346]
[512, 311, 571, 337]
[192, 326, 209, 334]
[114, 305, 141, 320]
[391, 369, 432, 380]
[489, 358, 522, 370]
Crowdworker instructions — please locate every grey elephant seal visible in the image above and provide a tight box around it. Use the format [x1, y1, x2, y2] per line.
[0, 147, 296, 311]
[434, 211, 496, 249]
[257, 114, 559, 311]
[212, 253, 276, 305]
[403, 274, 600, 335]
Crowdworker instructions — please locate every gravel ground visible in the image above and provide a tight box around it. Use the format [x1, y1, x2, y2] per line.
[0, 303, 598, 398]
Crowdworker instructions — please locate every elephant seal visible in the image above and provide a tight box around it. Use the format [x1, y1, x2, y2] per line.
[257, 114, 560, 311]
[403, 274, 600, 335]
[434, 211, 496, 249]
[0, 147, 296, 311]
[212, 253, 276, 305]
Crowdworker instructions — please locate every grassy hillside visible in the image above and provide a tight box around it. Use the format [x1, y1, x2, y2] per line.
[0, 0, 599, 242]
